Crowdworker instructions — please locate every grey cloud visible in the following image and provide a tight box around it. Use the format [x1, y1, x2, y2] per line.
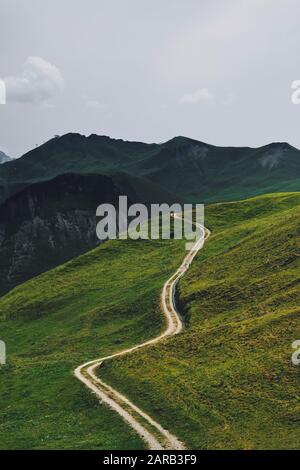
[4, 56, 64, 104]
[180, 88, 214, 104]
[86, 100, 107, 110]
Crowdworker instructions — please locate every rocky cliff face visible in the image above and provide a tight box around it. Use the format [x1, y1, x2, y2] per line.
[0, 172, 171, 295]
[0, 208, 100, 295]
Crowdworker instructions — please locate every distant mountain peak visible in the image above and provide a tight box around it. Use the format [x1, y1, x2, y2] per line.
[259, 143, 295, 169]
[164, 136, 207, 147]
[0, 150, 11, 164]
[262, 141, 296, 152]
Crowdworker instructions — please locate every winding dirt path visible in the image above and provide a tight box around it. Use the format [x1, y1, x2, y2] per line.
[74, 215, 210, 450]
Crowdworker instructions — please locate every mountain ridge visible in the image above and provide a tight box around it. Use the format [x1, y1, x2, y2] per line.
[0, 133, 299, 205]
[0, 132, 299, 293]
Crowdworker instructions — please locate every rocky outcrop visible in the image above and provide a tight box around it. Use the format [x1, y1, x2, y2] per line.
[0, 172, 173, 295]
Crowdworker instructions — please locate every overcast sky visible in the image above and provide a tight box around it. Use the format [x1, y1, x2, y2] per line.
[1, 0, 300, 157]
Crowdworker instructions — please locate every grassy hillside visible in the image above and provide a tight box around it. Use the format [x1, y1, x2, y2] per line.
[0, 192, 299, 450]
[101, 192, 300, 449]
[0, 233, 186, 449]
[0, 133, 299, 205]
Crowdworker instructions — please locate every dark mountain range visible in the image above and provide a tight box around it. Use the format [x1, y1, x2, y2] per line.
[0, 133, 299, 204]
[0, 132, 299, 294]
[0, 172, 175, 295]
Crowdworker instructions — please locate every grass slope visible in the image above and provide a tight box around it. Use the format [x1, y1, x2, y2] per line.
[0, 234, 186, 449]
[0, 192, 299, 450]
[100, 192, 300, 449]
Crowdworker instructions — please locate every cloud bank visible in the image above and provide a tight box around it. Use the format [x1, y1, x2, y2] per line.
[4, 56, 64, 104]
[179, 88, 214, 104]
[86, 100, 107, 110]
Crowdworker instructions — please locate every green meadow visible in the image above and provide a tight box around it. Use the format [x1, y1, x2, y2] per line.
[101, 193, 300, 449]
[0, 235, 187, 449]
[0, 192, 299, 449]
